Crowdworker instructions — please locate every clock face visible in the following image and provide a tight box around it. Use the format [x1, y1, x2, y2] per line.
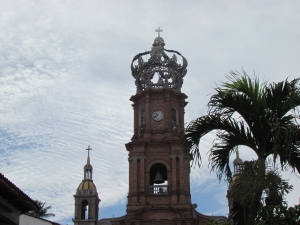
[152, 109, 164, 121]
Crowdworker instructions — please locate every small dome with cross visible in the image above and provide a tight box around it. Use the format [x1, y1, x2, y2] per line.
[75, 146, 98, 195]
[153, 37, 165, 47]
[84, 162, 93, 170]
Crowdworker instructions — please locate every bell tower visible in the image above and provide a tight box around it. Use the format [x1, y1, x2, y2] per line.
[73, 146, 100, 225]
[227, 151, 247, 224]
[97, 29, 228, 225]
[124, 28, 197, 224]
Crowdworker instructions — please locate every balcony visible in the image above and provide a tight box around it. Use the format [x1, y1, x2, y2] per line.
[149, 185, 168, 195]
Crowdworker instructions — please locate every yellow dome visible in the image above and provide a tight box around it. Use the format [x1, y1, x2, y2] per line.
[77, 180, 96, 191]
[231, 176, 239, 185]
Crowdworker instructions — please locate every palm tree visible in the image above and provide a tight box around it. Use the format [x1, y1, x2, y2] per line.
[227, 161, 293, 224]
[27, 200, 55, 218]
[181, 71, 300, 225]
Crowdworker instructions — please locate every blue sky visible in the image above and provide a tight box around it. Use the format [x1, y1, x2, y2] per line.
[0, 1, 300, 224]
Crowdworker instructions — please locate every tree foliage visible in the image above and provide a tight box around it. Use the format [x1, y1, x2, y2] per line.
[227, 161, 293, 224]
[255, 203, 300, 225]
[227, 161, 293, 207]
[27, 200, 55, 218]
[181, 71, 300, 225]
[205, 219, 232, 225]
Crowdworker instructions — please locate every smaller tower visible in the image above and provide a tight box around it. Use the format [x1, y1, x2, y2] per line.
[73, 146, 100, 225]
[233, 150, 243, 176]
[227, 150, 246, 225]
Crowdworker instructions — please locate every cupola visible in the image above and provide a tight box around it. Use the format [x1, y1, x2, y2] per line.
[73, 146, 100, 225]
[233, 149, 243, 175]
[84, 156, 93, 180]
[77, 146, 97, 195]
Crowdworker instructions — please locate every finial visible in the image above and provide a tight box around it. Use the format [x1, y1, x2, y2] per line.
[86, 146, 92, 162]
[236, 149, 239, 158]
[233, 148, 243, 166]
[155, 27, 163, 37]
[86, 146, 92, 157]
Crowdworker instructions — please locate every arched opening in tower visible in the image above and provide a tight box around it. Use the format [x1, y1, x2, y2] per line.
[171, 108, 178, 131]
[81, 200, 89, 219]
[140, 109, 146, 133]
[149, 163, 168, 195]
[85, 169, 92, 179]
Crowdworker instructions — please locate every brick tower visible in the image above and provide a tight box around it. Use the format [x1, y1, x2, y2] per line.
[124, 29, 193, 225]
[98, 29, 227, 225]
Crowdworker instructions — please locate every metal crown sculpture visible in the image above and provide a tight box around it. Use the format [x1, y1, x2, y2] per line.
[131, 33, 188, 94]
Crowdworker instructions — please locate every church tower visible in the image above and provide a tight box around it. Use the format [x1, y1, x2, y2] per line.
[124, 28, 193, 224]
[73, 146, 100, 225]
[227, 150, 247, 225]
[98, 29, 227, 225]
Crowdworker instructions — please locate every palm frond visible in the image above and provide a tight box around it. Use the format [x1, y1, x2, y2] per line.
[181, 71, 300, 184]
[182, 114, 258, 180]
[27, 200, 55, 218]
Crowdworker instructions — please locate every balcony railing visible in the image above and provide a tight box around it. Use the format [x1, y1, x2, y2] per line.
[149, 185, 168, 195]
[76, 189, 97, 195]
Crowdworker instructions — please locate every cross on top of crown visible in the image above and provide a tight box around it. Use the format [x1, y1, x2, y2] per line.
[86, 146, 92, 158]
[155, 27, 163, 37]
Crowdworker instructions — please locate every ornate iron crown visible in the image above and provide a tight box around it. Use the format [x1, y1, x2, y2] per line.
[131, 36, 188, 94]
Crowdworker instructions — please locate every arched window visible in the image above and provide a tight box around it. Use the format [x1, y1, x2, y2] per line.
[81, 200, 89, 219]
[85, 169, 92, 179]
[140, 109, 145, 132]
[149, 163, 168, 195]
[84, 166, 93, 180]
[171, 108, 178, 131]
[234, 162, 244, 175]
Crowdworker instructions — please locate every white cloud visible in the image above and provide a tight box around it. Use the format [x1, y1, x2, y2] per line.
[0, 1, 300, 224]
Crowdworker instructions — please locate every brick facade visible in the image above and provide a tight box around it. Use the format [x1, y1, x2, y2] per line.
[97, 35, 228, 225]
[98, 89, 228, 225]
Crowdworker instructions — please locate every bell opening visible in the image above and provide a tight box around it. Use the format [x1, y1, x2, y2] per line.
[153, 170, 164, 184]
[150, 163, 167, 185]
[81, 200, 89, 219]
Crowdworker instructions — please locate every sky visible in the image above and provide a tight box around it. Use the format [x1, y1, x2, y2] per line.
[0, 1, 300, 224]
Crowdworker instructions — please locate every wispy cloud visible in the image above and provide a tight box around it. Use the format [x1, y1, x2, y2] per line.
[1, 1, 300, 224]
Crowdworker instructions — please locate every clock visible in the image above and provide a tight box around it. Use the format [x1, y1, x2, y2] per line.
[152, 109, 164, 121]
